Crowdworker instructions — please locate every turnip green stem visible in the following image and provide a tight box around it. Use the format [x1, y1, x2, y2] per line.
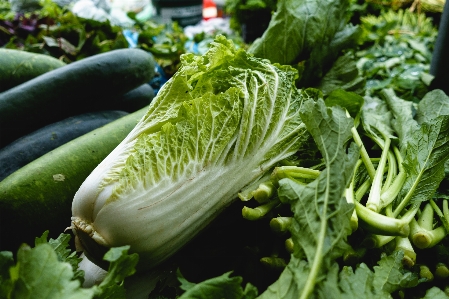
[380, 170, 406, 208]
[260, 256, 287, 270]
[270, 217, 293, 233]
[419, 265, 434, 281]
[252, 181, 275, 203]
[381, 149, 397, 193]
[429, 199, 449, 232]
[395, 236, 416, 268]
[362, 234, 395, 248]
[347, 109, 376, 180]
[410, 218, 447, 249]
[418, 203, 434, 231]
[355, 201, 410, 237]
[345, 183, 359, 232]
[271, 166, 320, 185]
[242, 198, 280, 221]
[285, 238, 294, 253]
[435, 263, 449, 279]
[342, 246, 367, 265]
[366, 137, 391, 212]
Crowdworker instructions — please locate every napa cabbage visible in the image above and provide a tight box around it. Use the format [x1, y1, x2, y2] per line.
[70, 35, 310, 271]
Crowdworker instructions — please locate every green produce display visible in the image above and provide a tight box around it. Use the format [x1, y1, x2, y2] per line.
[0, 48, 66, 92]
[0, 48, 156, 148]
[0, 110, 129, 182]
[0, 106, 147, 253]
[1, 0, 449, 298]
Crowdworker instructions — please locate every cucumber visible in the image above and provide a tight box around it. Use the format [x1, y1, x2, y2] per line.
[0, 106, 147, 252]
[116, 83, 155, 112]
[0, 49, 66, 92]
[0, 110, 129, 182]
[0, 48, 156, 148]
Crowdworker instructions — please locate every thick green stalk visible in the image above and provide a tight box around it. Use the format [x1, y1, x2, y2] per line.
[435, 263, 449, 279]
[271, 166, 320, 186]
[345, 184, 359, 232]
[252, 180, 275, 203]
[366, 137, 391, 212]
[270, 217, 293, 233]
[362, 234, 395, 248]
[381, 149, 397, 193]
[410, 217, 447, 249]
[242, 198, 280, 221]
[355, 201, 410, 237]
[395, 236, 416, 268]
[380, 146, 405, 208]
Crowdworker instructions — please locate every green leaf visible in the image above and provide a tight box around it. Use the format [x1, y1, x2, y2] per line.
[380, 88, 418, 152]
[94, 246, 139, 298]
[259, 99, 358, 299]
[422, 287, 449, 299]
[417, 89, 449, 124]
[324, 89, 364, 119]
[400, 115, 449, 206]
[177, 271, 257, 299]
[339, 263, 390, 298]
[0, 251, 14, 299]
[362, 95, 396, 141]
[9, 243, 95, 299]
[248, 0, 360, 86]
[314, 52, 366, 96]
[373, 251, 419, 294]
[39, 232, 84, 283]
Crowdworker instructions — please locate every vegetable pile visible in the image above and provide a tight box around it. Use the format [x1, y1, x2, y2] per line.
[2, 0, 449, 298]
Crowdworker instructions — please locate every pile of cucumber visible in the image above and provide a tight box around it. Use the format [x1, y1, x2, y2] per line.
[0, 48, 157, 252]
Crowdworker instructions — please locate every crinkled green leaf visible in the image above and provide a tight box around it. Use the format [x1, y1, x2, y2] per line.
[362, 95, 396, 140]
[339, 263, 390, 299]
[248, 0, 360, 86]
[380, 88, 418, 152]
[94, 246, 139, 299]
[422, 287, 449, 299]
[178, 271, 257, 299]
[401, 115, 449, 205]
[8, 243, 95, 299]
[0, 251, 14, 299]
[417, 89, 449, 124]
[373, 251, 419, 294]
[33, 231, 84, 283]
[324, 89, 364, 119]
[258, 99, 357, 299]
[314, 52, 366, 96]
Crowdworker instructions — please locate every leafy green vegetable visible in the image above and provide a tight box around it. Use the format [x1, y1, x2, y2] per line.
[70, 35, 310, 273]
[256, 98, 357, 298]
[0, 231, 138, 299]
[314, 52, 366, 96]
[178, 271, 258, 299]
[356, 9, 437, 102]
[248, 0, 361, 87]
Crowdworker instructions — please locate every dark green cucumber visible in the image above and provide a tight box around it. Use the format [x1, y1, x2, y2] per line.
[116, 83, 155, 112]
[0, 110, 129, 182]
[0, 106, 147, 252]
[0, 48, 156, 148]
[0, 49, 66, 92]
